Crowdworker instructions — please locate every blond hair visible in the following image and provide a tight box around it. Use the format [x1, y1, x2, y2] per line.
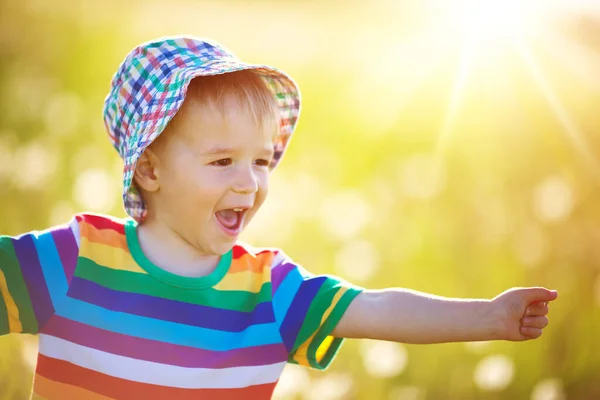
[167, 70, 279, 136]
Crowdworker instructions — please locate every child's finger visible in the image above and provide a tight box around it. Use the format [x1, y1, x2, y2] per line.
[525, 301, 549, 317]
[520, 288, 558, 304]
[521, 316, 549, 329]
[520, 326, 543, 339]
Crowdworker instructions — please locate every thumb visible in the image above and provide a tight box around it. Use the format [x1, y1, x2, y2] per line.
[518, 287, 558, 303]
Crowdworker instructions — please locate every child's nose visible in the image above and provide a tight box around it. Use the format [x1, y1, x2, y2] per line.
[232, 166, 258, 194]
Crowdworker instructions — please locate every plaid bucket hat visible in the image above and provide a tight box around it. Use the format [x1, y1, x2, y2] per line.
[103, 35, 301, 222]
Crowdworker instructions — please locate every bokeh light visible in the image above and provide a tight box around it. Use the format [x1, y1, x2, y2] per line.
[531, 378, 566, 400]
[360, 340, 409, 379]
[12, 141, 58, 190]
[388, 385, 426, 400]
[335, 239, 380, 283]
[303, 372, 353, 400]
[73, 169, 118, 212]
[473, 355, 515, 391]
[398, 154, 446, 200]
[272, 364, 311, 400]
[44, 92, 83, 137]
[320, 191, 372, 241]
[533, 176, 575, 223]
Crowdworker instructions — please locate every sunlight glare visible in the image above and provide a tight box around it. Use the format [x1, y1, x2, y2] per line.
[515, 41, 600, 181]
[458, 0, 525, 39]
[536, 27, 600, 92]
[434, 34, 475, 155]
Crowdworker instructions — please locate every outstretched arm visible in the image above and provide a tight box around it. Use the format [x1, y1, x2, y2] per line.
[332, 286, 558, 344]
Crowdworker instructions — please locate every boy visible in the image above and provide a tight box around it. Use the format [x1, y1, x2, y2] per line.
[0, 36, 558, 399]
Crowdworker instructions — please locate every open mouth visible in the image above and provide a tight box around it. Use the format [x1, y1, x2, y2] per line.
[215, 208, 248, 236]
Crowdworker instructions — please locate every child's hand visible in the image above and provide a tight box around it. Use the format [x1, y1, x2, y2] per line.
[492, 287, 558, 341]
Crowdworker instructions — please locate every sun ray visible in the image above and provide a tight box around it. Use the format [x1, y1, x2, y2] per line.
[434, 35, 476, 156]
[389, 31, 463, 117]
[348, 16, 472, 137]
[532, 26, 600, 92]
[350, 23, 462, 134]
[514, 39, 600, 181]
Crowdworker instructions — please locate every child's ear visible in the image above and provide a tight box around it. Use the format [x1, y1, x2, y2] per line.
[134, 149, 160, 193]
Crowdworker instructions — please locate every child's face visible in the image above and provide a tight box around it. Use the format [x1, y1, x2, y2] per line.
[146, 93, 275, 256]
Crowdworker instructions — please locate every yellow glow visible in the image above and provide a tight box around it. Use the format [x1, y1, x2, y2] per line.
[419, 0, 600, 175]
[449, 0, 534, 40]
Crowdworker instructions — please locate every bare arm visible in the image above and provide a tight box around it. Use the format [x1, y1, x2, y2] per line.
[332, 287, 558, 344]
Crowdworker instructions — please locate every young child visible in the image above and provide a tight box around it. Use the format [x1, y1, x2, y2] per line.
[0, 36, 558, 400]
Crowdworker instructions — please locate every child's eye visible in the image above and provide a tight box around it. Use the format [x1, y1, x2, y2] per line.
[211, 158, 232, 166]
[255, 159, 271, 167]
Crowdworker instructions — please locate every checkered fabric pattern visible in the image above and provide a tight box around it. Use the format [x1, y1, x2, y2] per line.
[103, 36, 301, 222]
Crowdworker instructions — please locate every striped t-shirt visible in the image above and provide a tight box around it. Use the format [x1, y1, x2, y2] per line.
[0, 213, 362, 399]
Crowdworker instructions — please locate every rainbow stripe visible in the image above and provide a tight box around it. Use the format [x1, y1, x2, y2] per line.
[0, 213, 362, 399]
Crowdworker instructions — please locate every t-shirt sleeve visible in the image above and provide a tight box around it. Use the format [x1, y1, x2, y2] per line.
[270, 250, 363, 370]
[0, 217, 80, 335]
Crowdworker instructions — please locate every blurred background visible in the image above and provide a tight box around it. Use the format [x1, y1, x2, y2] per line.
[1, 0, 600, 399]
